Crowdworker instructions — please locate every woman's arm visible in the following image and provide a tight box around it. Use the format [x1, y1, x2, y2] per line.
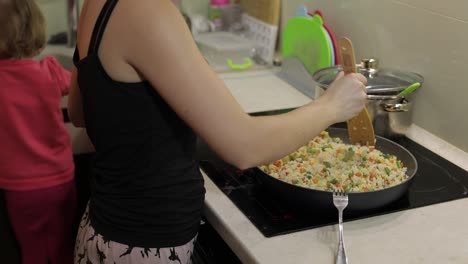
[120, 0, 366, 169]
[67, 67, 85, 128]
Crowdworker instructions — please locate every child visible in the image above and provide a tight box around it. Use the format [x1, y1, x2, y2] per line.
[0, 0, 76, 263]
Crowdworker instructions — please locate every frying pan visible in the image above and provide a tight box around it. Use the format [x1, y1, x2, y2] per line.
[254, 127, 418, 211]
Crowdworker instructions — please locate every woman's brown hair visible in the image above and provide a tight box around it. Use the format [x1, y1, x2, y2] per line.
[0, 0, 46, 59]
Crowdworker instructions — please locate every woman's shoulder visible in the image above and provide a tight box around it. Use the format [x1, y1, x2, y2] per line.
[115, 0, 192, 63]
[117, 0, 179, 29]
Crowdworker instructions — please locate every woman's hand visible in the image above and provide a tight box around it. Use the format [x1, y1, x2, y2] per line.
[318, 72, 368, 123]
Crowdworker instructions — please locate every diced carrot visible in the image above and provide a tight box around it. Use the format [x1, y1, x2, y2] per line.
[273, 161, 281, 167]
[355, 172, 362, 177]
[300, 168, 306, 173]
[370, 172, 376, 178]
[312, 178, 319, 184]
[297, 164, 301, 168]
[369, 146, 375, 152]
[369, 157, 374, 162]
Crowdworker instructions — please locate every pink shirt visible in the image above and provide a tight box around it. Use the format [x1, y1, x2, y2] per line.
[0, 56, 74, 191]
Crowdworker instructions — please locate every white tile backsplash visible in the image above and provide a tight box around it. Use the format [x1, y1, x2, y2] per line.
[38, 0, 84, 40]
[283, 0, 468, 152]
[394, 0, 468, 22]
[38, 1, 67, 39]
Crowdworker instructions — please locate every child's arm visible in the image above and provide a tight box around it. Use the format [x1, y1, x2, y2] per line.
[43, 56, 72, 96]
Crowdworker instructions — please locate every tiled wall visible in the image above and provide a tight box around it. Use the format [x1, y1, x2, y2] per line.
[38, 0, 84, 40]
[283, 0, 468, 152]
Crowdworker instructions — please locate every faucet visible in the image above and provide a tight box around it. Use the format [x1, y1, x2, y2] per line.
[66, 0, 80, 47]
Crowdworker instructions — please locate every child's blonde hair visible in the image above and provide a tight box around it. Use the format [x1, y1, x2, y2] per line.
[0, 0, 46, 59]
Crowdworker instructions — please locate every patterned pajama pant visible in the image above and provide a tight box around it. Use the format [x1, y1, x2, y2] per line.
[74, 205, 196, 264]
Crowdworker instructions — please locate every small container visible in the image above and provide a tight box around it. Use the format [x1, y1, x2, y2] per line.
[211, 0, 230, 6]
[220, 4, 243, 31]
[209, 0, 230, 30]
[312, 58, 424, 139]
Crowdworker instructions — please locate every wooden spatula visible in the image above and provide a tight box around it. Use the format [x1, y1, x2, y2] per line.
[338, 37, 375, 146]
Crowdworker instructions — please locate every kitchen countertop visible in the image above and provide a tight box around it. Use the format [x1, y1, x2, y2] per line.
[43, 45, 468, 264]
[218, 69, 311, 114]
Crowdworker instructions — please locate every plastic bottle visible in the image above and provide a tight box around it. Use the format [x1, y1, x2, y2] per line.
[209, 0, 230, 31]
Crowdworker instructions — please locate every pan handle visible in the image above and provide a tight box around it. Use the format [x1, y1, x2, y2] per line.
[382, 101, 410, 112]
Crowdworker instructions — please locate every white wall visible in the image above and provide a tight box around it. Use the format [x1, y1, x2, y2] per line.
[282, 0, 468, 152]
[37, 0, 84, 40]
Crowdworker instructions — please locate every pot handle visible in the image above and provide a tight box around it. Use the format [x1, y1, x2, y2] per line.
[382, 101, 410, 112]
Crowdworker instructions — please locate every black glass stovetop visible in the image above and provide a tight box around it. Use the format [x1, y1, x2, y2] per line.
[198, 133, 468, 238]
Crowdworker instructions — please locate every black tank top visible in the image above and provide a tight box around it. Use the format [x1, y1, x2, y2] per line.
[73, 0, 205, 248]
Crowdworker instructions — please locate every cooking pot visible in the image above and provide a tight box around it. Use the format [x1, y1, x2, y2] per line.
[312, 58, 424, 139]
[255, 127, 418, 211]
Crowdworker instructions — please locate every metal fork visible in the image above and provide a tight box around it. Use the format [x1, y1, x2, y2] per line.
[333, 191, 349, 264]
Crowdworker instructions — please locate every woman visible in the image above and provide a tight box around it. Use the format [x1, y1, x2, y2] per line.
[68, 0, 367, 263]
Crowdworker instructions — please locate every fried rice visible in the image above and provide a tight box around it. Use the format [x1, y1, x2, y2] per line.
[259, 131, 408, 192]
